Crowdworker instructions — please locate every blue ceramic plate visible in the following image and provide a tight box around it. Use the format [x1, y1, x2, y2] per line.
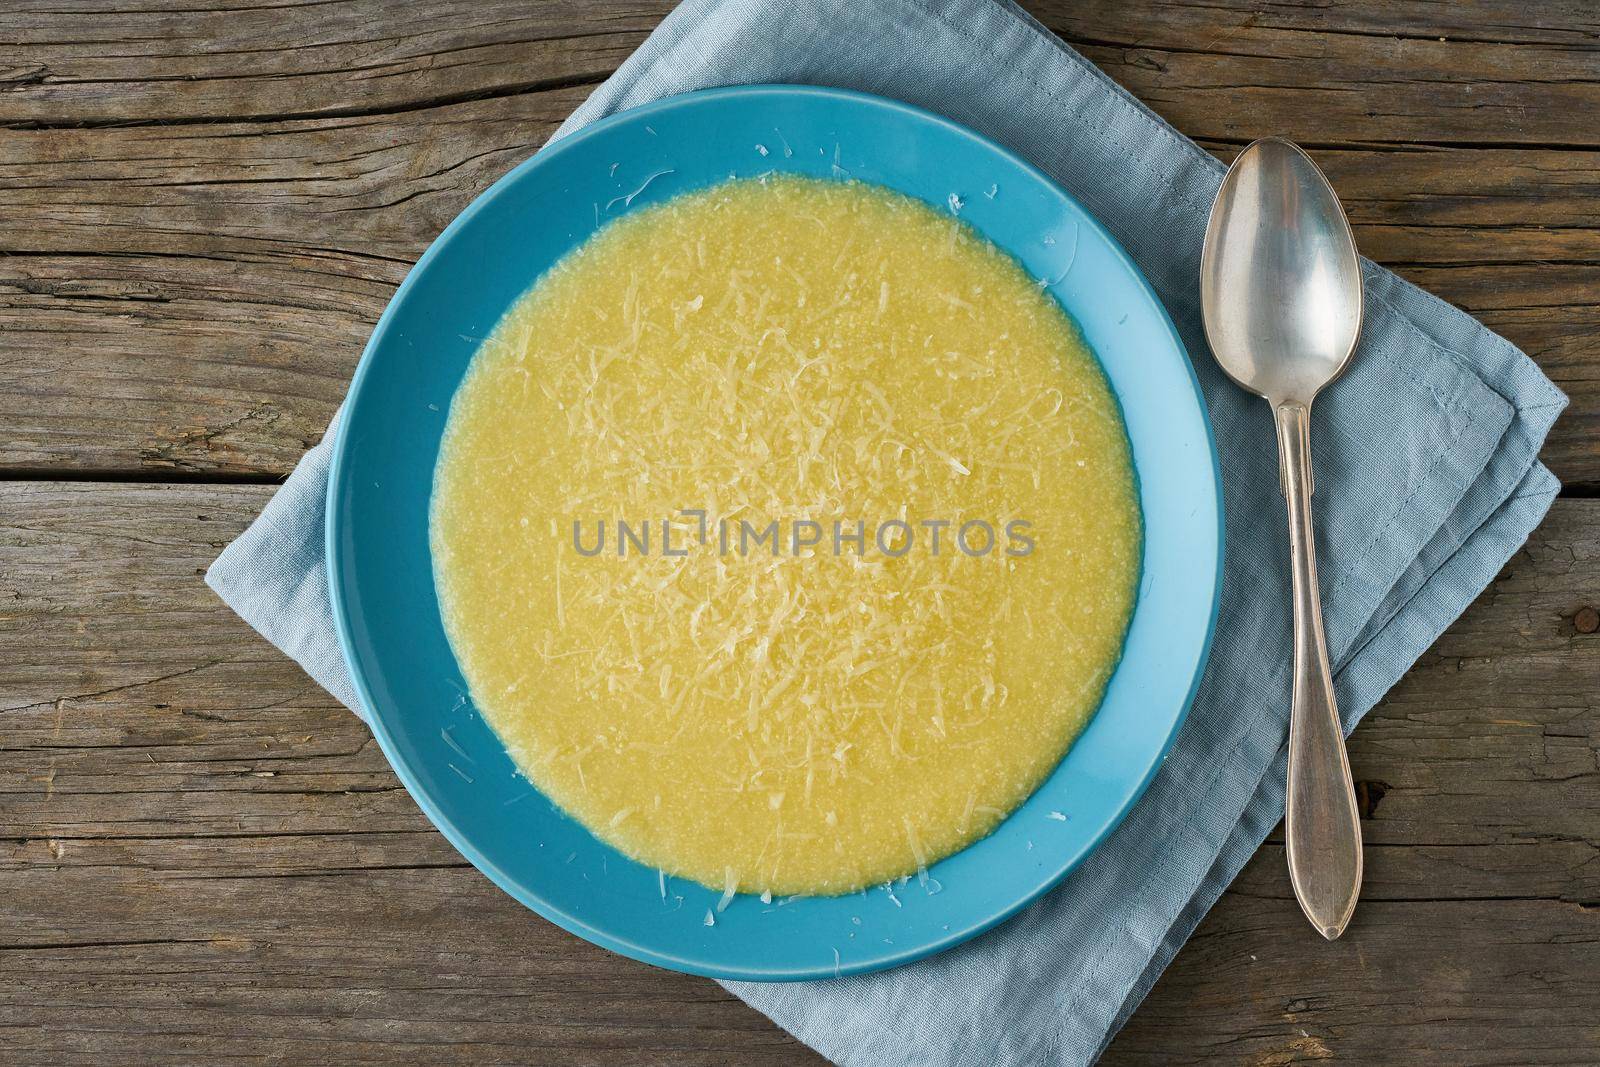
[327, 85, 1221, 981]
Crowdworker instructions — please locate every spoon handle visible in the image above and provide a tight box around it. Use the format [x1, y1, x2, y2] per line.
[1275, 402, 1363, 940]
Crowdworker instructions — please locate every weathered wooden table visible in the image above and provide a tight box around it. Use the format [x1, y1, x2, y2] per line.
[3, 2, 1596, 1062]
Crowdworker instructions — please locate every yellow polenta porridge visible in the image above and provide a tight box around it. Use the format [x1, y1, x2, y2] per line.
[431, 176, 1139, 896]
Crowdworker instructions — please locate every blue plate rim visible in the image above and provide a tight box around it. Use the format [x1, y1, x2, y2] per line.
[326, 83, 1224, 981]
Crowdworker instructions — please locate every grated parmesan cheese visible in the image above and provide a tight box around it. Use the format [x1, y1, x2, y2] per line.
[431, 176, 1139, 897]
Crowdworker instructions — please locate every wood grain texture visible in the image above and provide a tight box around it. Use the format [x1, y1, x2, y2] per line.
[2, 1, 1597, 1064]
[2, 485, 1596, 1063]
[0, 482, 825, 1066]
[0, 1, 671, 126]
[0, 0, 1595, 483]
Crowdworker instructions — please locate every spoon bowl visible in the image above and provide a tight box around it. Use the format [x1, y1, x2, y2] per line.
[1201, 138, 1363, 408]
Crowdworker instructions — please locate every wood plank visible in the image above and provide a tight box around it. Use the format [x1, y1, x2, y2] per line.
[0, 2, 1595, 484]
[2, 483, 1596, 1062]
[0, 87, 589, 479]
[1036, 0, 1600, 148]
[0, 480, 822, 1065]
[0, 0, 671, 126]
[1284, 147, 1600, 483]
[4, 0, 1594, 143]
[1104, 898, 1600, 1066]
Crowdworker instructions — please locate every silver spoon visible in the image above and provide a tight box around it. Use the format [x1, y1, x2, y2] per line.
[1200, 138, 1364, 940]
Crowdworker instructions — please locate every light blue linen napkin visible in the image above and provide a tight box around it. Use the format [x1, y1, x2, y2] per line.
[207, 0, 1567, 1062]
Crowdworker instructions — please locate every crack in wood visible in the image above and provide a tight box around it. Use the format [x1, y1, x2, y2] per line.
[1, 70, 609, 131]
